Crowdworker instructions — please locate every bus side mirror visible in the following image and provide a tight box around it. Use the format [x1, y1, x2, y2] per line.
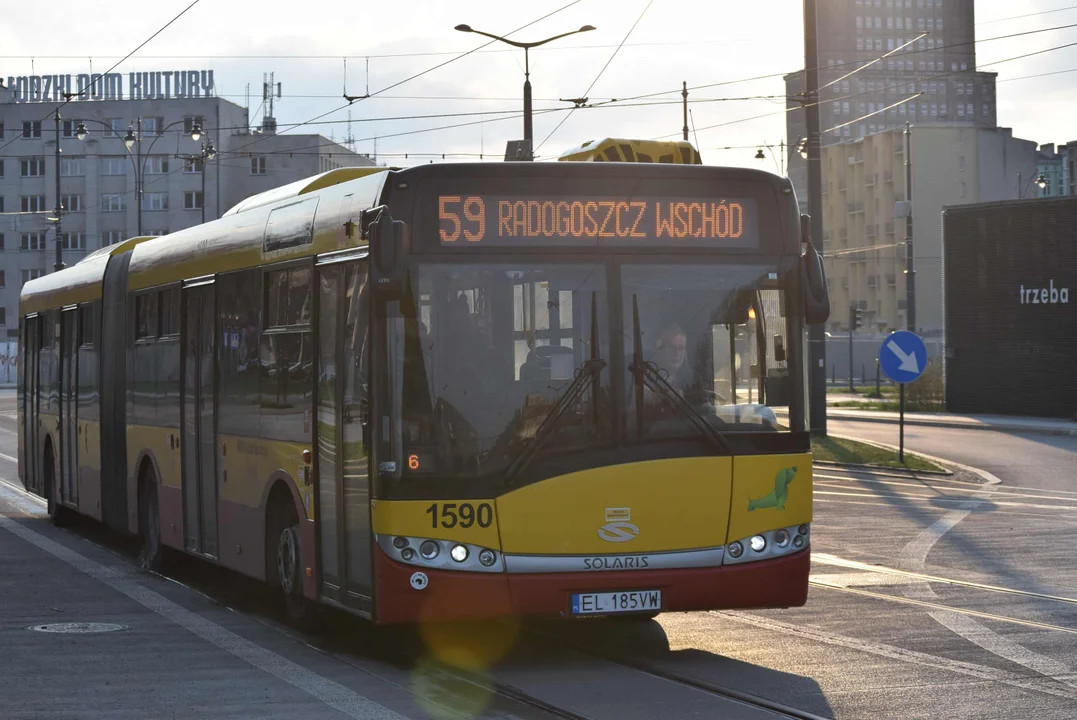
[799, 214, 830, 325]
[369, 208, 408, 299]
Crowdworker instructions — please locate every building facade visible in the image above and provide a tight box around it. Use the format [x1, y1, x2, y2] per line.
[0, 84, 374, 337]
[785, 0, 997, 212]
[943, 196, 1077, 418]
[823, 124, 1036, 335]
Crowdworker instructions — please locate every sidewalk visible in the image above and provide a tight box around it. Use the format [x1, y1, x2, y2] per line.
[825, 407, 1077, 437]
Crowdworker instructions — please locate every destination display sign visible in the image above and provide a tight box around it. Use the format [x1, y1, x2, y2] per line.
[436, 194, 759, 248]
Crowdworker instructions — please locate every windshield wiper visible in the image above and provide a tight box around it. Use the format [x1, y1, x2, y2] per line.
[628, 294, 732, 455]
[504, 292, 605, 484]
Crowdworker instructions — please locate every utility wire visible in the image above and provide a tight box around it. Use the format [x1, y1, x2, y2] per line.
[0, 0, 201, 157]
[535, 0, 655, 153]
[224, 0, 586, 157]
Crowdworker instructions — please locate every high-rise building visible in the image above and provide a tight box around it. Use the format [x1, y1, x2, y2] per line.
[822, 125, 1036, 335]
[784, 0, 997, 212]
[0, 74, 375, 338]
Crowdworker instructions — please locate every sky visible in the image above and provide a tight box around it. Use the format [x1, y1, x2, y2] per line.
[2, 0, 1076, 169]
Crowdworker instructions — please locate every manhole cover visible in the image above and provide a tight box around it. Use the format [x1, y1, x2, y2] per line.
[29, 622, 128, 634]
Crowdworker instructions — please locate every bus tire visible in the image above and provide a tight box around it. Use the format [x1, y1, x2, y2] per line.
[44, 442, 76, 528]
[138, 473, 167, 572]
[268, 494, 319, 632]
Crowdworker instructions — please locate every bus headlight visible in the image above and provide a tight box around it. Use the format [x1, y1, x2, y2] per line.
[798, 524, 809, 536]
[450, 544, 469, 563]
[401, 548, 415, 561]
[420, 540, 440, 560]
[750, 535, 767, 553]
[392, 536, 409, 549]
[727, 541, 744, 559]
[478, 549, 497, 567]
[774, 529, 790, 548]
[793, 535, 805, 549]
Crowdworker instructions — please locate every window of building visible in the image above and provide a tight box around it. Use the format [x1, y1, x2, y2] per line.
[0, 235, 4, 251]
[959, 182, 966, 198]
[102, 157, 127, 175]
[20, 157, 45, 177]
[938, 18, 944, 30]
[105, 118, 125, 137]
[141, 193, 168, 211]
[0, 271, 5, 287]
[250, 155, 267, 175]
[142, 117, 165, 136]
[61, 119, 83, 138]
[61, 194, 83, 212]
[22, 121, 42, 138]
[60, 157, 84, 176]
[144, 156, 169, 174]
[844, 126, 851, 137]
[967, 103, 974, 117]
[101, 194, 126, 212]
[966, 82, 974, 95]
[887, 37, 894, 50]
[957, 104, 965, 117]
[856, 16, 863, 29]
[952, 61, 958, 72]
[857, 37, 864, 50]
[183, 191, 204, 209]
[896, 16, 903, 28]
[874, 16, 882, 28]
[0, 159, 4, 176]
[927, 18, 934, 30]
[144, 230, 167, 236]
[940, 103, 947, 115]
[104, 231, 125, 245]
[887, 17, 893, 29]
[0, 122, 4, 139]
[930, 104, 937, 117]
[20, 196, 46, 213]
[21, 269, 44, 284]
[184, 115, 205, 135]
[919, 61, 926, 71]
[183, 157, 204, 173]
[983, 103, 991, 117]
[60, 232, 86, 250]
[843, 101, 850, 115]
[20, 233, 46, 250]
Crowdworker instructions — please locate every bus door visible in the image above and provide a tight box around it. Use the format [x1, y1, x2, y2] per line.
[315, 256, 372, 610]
[181, 281, 218, 558]
[22, 315, 40, 494]
[60, 307, 79, 507]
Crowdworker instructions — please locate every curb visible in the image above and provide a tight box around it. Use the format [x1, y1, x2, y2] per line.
[824, 410, 1077, 437]
[827, 432, 1001, 487]
[813, 458, 952, 476]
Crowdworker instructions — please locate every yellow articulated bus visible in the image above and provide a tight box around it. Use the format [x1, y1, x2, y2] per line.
[19, 144, 829, 626]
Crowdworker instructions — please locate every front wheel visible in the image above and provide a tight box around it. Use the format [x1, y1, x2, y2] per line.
[272, 508, 319, 631]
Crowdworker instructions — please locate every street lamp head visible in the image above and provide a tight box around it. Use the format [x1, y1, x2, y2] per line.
[797, 137, 809, 159]
[1036, 174, 1047, 190]
[454, 24, 473, 32]
[205, 141, 217, 161]
[579, 25, 596, 32]
[755, 148, 766, 160]
[123, 126, 136, 150]
[75, 122, 88, 141]
[190, 123, 202, 142]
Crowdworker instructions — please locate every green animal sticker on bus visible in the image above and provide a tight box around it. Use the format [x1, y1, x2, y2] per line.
[748, 466, 798, 511]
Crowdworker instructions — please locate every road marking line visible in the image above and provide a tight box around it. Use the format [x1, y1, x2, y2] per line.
[0, 451, 17, 463]
[712, 611, 1077, 702]
[0, 483, 407, 720]
[813, 553, 1077, 605]
[816, 473, 1077, 501]
[894, 464, 1077, 687]
[813, 488, 1077, 512]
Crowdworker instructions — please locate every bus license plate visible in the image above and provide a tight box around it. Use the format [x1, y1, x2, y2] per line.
[571, 590, 661, 615]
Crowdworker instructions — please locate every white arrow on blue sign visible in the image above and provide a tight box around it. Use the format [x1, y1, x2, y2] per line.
[879, 330, 928, 384]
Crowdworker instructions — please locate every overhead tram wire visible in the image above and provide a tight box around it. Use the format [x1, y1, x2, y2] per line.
[534, 0, 656, 154]
[977, 4, 1077, 25]
[0, 0, 202, 158]
[224, 0, 587, 158]
[652, 36, 1077, 141]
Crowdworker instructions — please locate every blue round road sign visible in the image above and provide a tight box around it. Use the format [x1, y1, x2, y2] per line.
[879, 330, 927, 384]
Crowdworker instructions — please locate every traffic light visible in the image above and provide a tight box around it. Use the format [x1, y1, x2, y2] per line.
[849, 304, 864, 331]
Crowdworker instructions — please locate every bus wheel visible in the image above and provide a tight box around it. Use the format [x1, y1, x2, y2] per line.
[270, 502, 319, 631]
[44, 445, 76, 528]
[139, 477, 167, 571]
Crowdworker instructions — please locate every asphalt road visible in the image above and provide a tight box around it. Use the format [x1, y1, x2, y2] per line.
[2, 395, 1076, 719]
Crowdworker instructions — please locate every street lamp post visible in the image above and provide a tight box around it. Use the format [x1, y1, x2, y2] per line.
[755, 138, 808, 175]
[76, 117, 203, 236]
[454, 22, 596, 158]
[176, 139, 217, 224]
[1018, 172, 1048, 199]
[53, 110, 64, 272]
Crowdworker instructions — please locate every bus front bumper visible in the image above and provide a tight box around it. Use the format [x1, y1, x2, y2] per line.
[372, 546, 809, 624]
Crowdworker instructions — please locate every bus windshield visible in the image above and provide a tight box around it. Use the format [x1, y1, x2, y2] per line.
[387, 262, 611, 486]
[621, 263, 792, 441]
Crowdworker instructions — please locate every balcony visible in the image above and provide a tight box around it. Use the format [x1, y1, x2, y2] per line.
[886, 274, 897, 287]
[883, 169, 893, 183]
[867, 276, 877, 289]
[866, 226, 877, 240]
[840, 278, 849, 290]
[865, 173, 876, 187]
[885, 221, 895, 235]
[839, 228, 849, 241]
[847, 202, 864, 213]
[838, 178, 847, 191]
